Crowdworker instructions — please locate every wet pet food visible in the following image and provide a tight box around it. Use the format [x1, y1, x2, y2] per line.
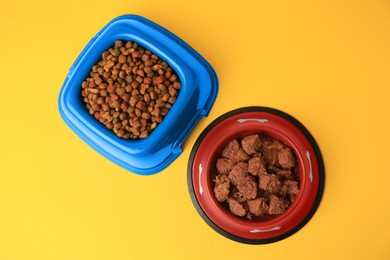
[213, 134, 299, 219]
[81, 40, 181, 139]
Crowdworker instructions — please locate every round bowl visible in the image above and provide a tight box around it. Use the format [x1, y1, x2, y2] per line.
[187, 107, 325, 244]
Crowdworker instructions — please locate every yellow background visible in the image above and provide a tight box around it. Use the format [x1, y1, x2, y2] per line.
[1, 0, 390, 259]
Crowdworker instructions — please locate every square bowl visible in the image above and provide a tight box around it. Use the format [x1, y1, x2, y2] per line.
[58, 15, 218, 175]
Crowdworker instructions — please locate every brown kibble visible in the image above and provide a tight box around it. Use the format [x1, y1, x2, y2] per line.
[141, 54, 150, 62]
[140, 131, 149, 139]
[161, 61, 168, 69]
[153, 107, 160, 117]
[100, 89, 108, 97]
[81, 40, 181, 139]
[141, 112, 151, 120]
[82, 81, 89, 88]
[162, 93, 170, 102]
[131, 89, 139, 96]
[144, 93, 150, 103]
[131, 81, 139, 89]
[160, 107, 168, 116]
[136, 101, 146, 110]
[129, 95, 139, 107]
[152, 64, 162, 71]
[136, 76, 143, 83]
[173, 81, 181, 90]
[120, 102, 129, 111]
[110, 94, 119, 101]
[143, 77, 152, 85]
[102, 51, 110, 60]
[169, 74, 177, 82]
[88, 88, 99, 94]
[154, 76, 164, 84]
[107, 84, 115, 93]
[116, 88, 125, 96]
[119, 54, 127, 64]
[150, 91, 157, 100]
[139, 84, 149, 95]
[135, 108, 142, 117]
[164, 70, 172, 79]
[169, 87, 178, 96]
[132, 51, 141, 58]
[137, 69, 145, 77]
[156, 98, 165, 108]
[103, 60, 115, 71]
[109, 48, 120, 57]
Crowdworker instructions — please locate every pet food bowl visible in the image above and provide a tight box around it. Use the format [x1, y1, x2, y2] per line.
[58, 15, 218, 175]
[187, 107, 325, 244]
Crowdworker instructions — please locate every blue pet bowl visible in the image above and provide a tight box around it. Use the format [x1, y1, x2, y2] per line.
[58, 15, 219, 175]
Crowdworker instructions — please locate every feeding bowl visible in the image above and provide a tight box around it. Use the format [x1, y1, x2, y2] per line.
[188, 107, 325, 244]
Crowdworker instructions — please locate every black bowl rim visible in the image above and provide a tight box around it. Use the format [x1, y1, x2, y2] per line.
[187, 106, 325, 244]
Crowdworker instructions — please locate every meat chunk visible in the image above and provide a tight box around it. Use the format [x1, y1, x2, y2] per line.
[228, 199, 247, 217]
[222, 139, 240, 159]
[213, 175, 230, 202]
[248, 157, 267, 176]
[262, 148, 278, 165]
[283, 180, 299, 202]
[241, 134, 261, 155]
[230, 148, 250, 163]
[216, 158, 233, 174]
[229, 162, 248, 185]
[268, 195, 285, 215]
[258, 174, 281, 193]
[278, 147, 296, 169]
[276, 169, 292, 179]
[214, 174, 229, 186]
[261, 137, 284, 149]
[231, 190, 246, 203]
[237, 177, 257, 199]
[247, 198, 269, 216]
[284, 180, 299, 195]
[214, 183, 230, 202]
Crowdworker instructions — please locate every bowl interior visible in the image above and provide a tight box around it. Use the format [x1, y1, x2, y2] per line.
[206, 128, 305, 223]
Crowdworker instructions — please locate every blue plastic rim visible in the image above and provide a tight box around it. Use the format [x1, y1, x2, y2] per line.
[58, 15, 219, 175]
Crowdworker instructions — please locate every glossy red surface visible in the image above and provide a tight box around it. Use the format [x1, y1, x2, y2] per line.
[191, 111, 321, 240]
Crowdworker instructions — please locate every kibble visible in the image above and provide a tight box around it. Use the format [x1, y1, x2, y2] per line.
[81, 40, 181, 139]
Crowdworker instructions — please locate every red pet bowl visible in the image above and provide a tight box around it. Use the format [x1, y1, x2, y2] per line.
[187, 107, 325, 244]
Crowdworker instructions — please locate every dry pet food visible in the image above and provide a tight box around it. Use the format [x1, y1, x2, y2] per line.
[213, 134, 299, 219]
[81, 40, 182, 139]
